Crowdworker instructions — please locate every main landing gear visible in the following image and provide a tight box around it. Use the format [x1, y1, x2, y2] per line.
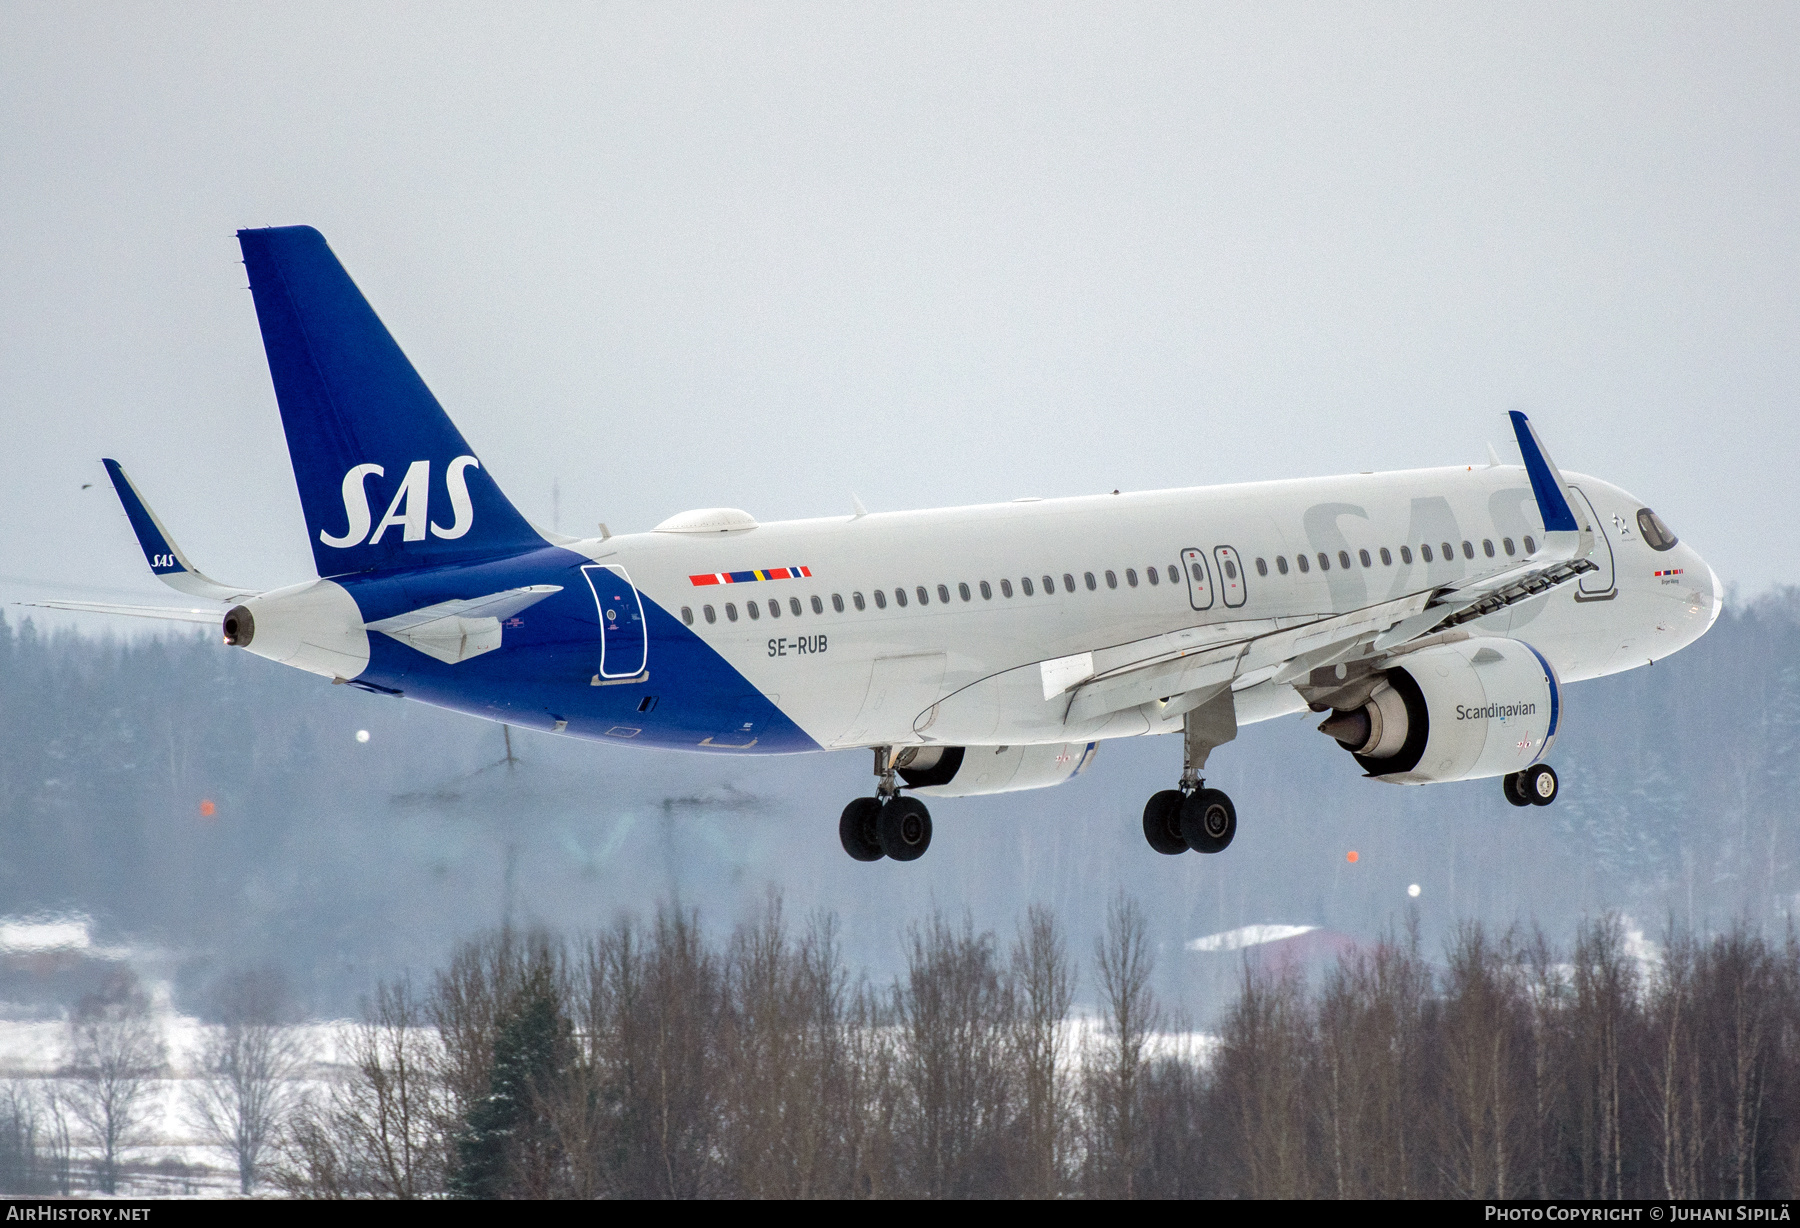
[1503, 763, 1559, 807]
[839, 748, 933, 862]
[1143, 689, 1240, 856]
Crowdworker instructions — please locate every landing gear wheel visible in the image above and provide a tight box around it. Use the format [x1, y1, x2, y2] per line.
[1522, 763, 1559, 806]
[839, 797, 886, 861]
[1180, 788, 1236, 854]
[877, 796, 933, 861]
[1502, 772, 1533, 808]
[1142, 790, 1188, 855]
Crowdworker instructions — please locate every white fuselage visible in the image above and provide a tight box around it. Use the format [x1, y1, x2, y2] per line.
[556, 463, 1719, 752]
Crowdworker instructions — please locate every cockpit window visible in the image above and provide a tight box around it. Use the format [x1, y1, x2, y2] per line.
[1637, 507, 1678, 551]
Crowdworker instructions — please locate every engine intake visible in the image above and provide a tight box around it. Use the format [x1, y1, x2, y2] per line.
[1318, 637, 1559, 784]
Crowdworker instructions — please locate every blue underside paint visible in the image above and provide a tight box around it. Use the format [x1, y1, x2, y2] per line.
[339, 545, 819, 754]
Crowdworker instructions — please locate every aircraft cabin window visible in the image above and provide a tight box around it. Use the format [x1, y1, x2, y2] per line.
[874, 591, 888, 609]
[1276, 556, 1289, 575]
[917, 586, 930, 606]
[1084, 572, 1097, 591]
[832, 594, 845, 613]
[1254, 557, 1268, 577]
[1462, 541, 1475, 560]
[1441, 541, 1455, 561]
[1296, 554, 1310, 573]
[959, 582, 971, 602]
[1022, 577, 1035, 596]
[1146, 567, 1159, 586]
[766, 599, 779, 618]
[1523, 535, 1537, 554]
[1400, 546, 1412, 564]
[704, 604, 717, 624]
[792, 597, 805, 616]
[1358, 549, 1371, 568]
[1126, 569, 1138, 587]
[1638, 508, 1679, 551]
[1064, 573, 1076, 593]
[1105, 570, 1118, 589]
[1483, 539, 1495, 558]
[681, 606, 694, 626]
[981, 581, 993, 599]
[1043, 575, 1055, 594]
[1502, 538, 1516, 557]
[726, 603, 739, 622]
[811, 595, 824, 614]
[1224, 559, 1239, 580]
[853, 592, 866, 611]
[1379, 547, 1392, 566]
[1168, 565, 1180, 584]
[748, 601, 761, 620]
[1001, 579, 1014, 597]
[1318, 552, 1331, 571]
[1335, 550, 1348, 569]
[895, 588, 908, 608]
[937, 584, 950, 604]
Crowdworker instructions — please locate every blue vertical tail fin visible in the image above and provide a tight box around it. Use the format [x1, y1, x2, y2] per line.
[237, 226, 543, 578]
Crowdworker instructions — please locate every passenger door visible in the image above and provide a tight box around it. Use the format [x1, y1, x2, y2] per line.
[582, 564, 648, 678]
[1568, 486, 1616, 601]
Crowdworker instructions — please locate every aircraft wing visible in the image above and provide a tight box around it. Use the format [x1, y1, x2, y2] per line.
[1054, 412, 1600, 721]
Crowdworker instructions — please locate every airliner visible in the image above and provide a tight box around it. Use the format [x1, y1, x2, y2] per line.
[44, 227, 1721, 863]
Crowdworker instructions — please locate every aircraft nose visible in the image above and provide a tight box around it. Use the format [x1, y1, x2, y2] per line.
[1702, 559, 1724, 633]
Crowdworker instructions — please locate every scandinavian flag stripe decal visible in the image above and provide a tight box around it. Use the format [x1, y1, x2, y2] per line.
[689, 566, 813, 586]
[1654, 568, 1685, 577]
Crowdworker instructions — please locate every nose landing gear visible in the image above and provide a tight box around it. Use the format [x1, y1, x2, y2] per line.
[1142, 689, 1239, 855]
[1503, 763, 1559, 807]
[838, 747, 935, 862]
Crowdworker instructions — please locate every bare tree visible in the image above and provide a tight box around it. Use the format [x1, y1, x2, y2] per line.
[63, 969, 167, 1195]
[277, 979, 448, 1198]
[1083, 894, 1156, 1198]
[1009, 905, 1074, 1198]
[186, 967, 308, 1194]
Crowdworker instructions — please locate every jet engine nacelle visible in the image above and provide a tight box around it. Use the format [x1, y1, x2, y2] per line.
[1317, 637, 1559, 784]
[223, 580, 371, 680]
[896, 741, 1099, 797]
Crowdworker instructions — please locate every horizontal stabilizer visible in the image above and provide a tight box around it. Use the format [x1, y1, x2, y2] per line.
[364, 585, 561, 664]
[102, 459, 254, 602]
[22, 600, 223, 624]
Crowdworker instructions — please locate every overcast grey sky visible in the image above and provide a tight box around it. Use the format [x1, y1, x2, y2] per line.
[3, 2, 1794, 616]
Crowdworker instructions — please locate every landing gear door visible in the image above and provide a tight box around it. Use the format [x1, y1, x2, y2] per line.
[1568, 486, 1616, 600]
[583, 564, 648, 678]
[1213, 546, 1247, 608]
[1182, 548, 1215, 611]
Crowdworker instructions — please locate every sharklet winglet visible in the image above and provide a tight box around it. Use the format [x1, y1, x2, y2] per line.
[1507, 412, 1580, 534]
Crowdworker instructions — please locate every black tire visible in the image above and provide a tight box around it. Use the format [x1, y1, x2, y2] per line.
[1502, 772, 1532, 807]
[1180, 788, 1237, 854]
[1524, 763, 1559, 807]
[839, 797, 885, 861]
[877, 796, 933, 861]
[1142, 790, 1188, 855]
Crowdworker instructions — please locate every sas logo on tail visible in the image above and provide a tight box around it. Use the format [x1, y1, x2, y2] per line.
[321, 456, 479, 548]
